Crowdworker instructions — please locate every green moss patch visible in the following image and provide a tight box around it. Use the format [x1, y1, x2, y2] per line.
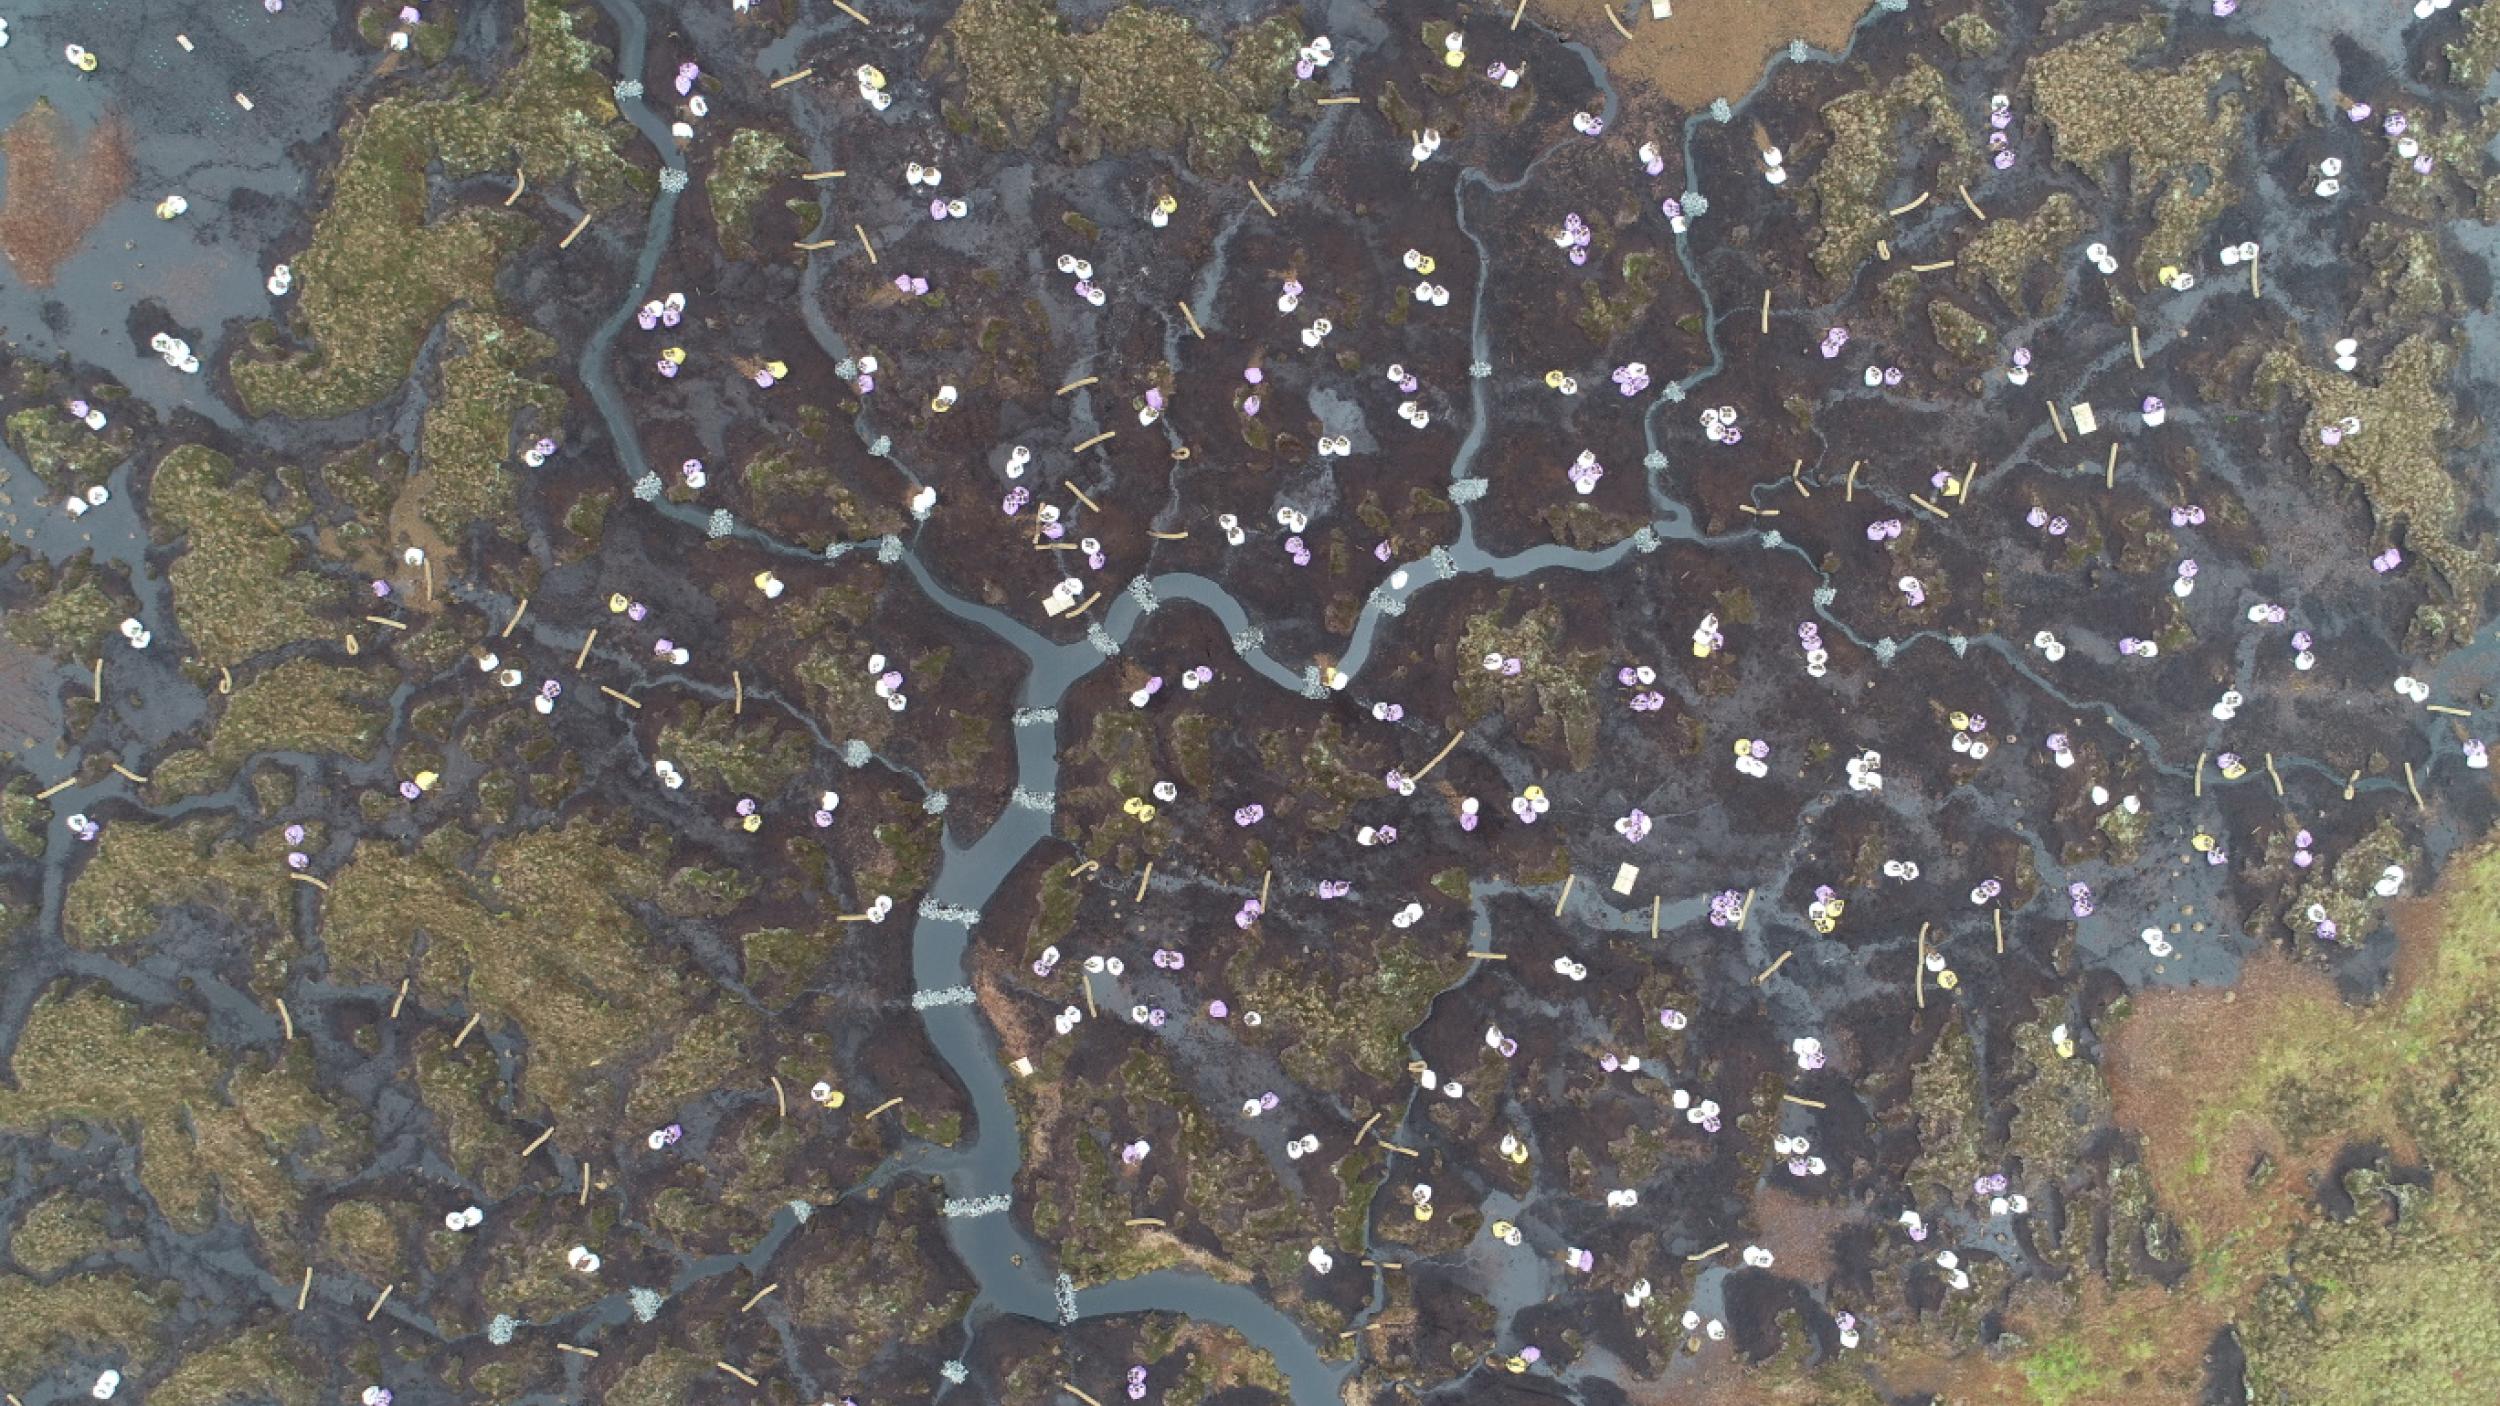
[153, 660, 386, 797]
[411, 310, 565, 542]
[709, 128, 800, 260]
[149, 446, 345, 666]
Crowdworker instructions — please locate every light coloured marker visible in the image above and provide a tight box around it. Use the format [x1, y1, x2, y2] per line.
[1910, 259, 1956, 272]
[453, 1013, 482, 1047]
[506, 169, 527, 207]
[558, 211, 593, 249]
[1554, 873, 1575, 916]
[802, 170, 846, 181]
[2047, 401, 2069, 443]
[741, 1283, 779, 1312]
[599, 685, 641, 709]
[112, 763, 148, 783]
[769, 68, 814, 90]
[501, 599, 528, 637]
[390, 978, 409, 1019]
[855, 224, 877, 263]
[276, 999, 294, 1040]
[1066, 482, 1101, 512]
[1056, 375, 1098, 395]
[1247, 180, 1277, 217]
[716, 1363, 760, 1388]
[2406, 761, 2425, 811]
[2266, 753, 2284, 796]
[521, 1127, 554, 1157]
[1409, 729, 1467, 782]
[366, 1285, 393, 1321]
[1072, 430, 1117, 454]
[1889, 192, 1930, 216]
[1178, 301, 1205, 338]
[1136, 863, 1153, 903]
[1782, 1093, 1826, 1109]
[1755, 950, 1793, 984]
[1959, 184, 1985, 220]
[828, 0, 869, 21]
[296, 1267, 312, 1310]
[291, 872, 329, 891]
[574, 630, 596, 669]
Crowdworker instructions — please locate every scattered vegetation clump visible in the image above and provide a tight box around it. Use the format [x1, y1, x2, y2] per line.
[1804, 60, 1976, 281]
[233, 0, 640, 418]
[932, 0, 1304, 173]
[2254, 335, 2490, 638]
[152, 659, 387, 796]
[2027, 17, 2262, 281]
[1454, 596, 1603, 769]
[149, 446, 346, 665]
[709, 128, 801, 259]
[412, 310, 566, 542]
[1959, 191, 2087, 314]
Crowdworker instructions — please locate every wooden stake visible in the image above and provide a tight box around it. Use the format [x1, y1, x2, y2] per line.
[802, 170, 847, 181]
[1177, 301, 1205, 338]
[1910, 259, 1957, 273]
[2428, 703, 2471, 717]
[855, 223, 877, 263]
[1316, 95, 1361, 105]
[1135, 863, 1153, 903]
[1958, 183, 1986, 220]
[1650, 895, 1660, 940]
[1068, 591, 1102, 618]
[2105, 441, 2118, 489]
[1754, 950, 1793, 984]
[715, 1363, 760, 1388]
[111, 763, 148, 783]
[1888, 192, 1929, 216]
[557, 1344, 600, 1358]
[1554, 873, 1575, 916]
[2405, 761, 2425, 811]
[558, 211, 593, 250]
[828, 0, 869, 22]
[1055, 375, 1098, 396]
[1083, 974, 1097, 1017]
[579, 1163, 590, 1205]
[1915, 922, 1928, 1009]
[733, 670, 743, 714]
[1782, 1093, 1826, 1109]
[2265, 752, 2284, 796]
[1247, 180, 1277, 217]
[768, 67, 814, 89]
[1126, 1217, 1168, 1228]
[1379, 1141, 1418, 1157]
[1910, 493, 1951, 519]
[599, 685, 642, 709]
[1355, 1111, 1382, 1143]
[92, 657, 102, 702]
[36, 776, 78, 800]
[2249, 247, 2261, 299]
[1511, 0, 1528, 27]
[501, 598, 528, 637]
[521, 1127, 554, 1157]
[453, 1013, 482, 1047]
[1259, 870, 1272, 907]
[794, 238, 840, 250]
[2047, 401, 2069, 443]
[1992, 907, 2004, 955]
[1465, 950, 1508, 960]
[1066, 482, 1101, 512]
[1735, 887, 1756, 930]
[1791, 458, 1811, 498]
[862, 1095, 903, 1120]
[422, 558, 432, 602]
[362, 614, 406, 631]
[1061, 1384, 1106, 1406]
[276, 999, 294, 1041]
[1686, 1242, 1729, 1262]
[741, 1283, 779, 1312]
[2131, 324, 2144, 368]
[2195, 751, 2207, 797]
[1602, 3, 1631, 38]
[1760, 288, 1771, 334]
[1845, 460, 1861, 501]
[1068, 859, 1100, 877]
[297, 1267, 312, 1310]
[1148, 529, 1189, 540]
[365, 1285, 392, 1321]
[1072, 430, 1117, 454]
[574, 629, 597, 670]
[390, 978, 409, 1019]
[1409, 729, 1466, 782]
[2345, 769, 2361, 801]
